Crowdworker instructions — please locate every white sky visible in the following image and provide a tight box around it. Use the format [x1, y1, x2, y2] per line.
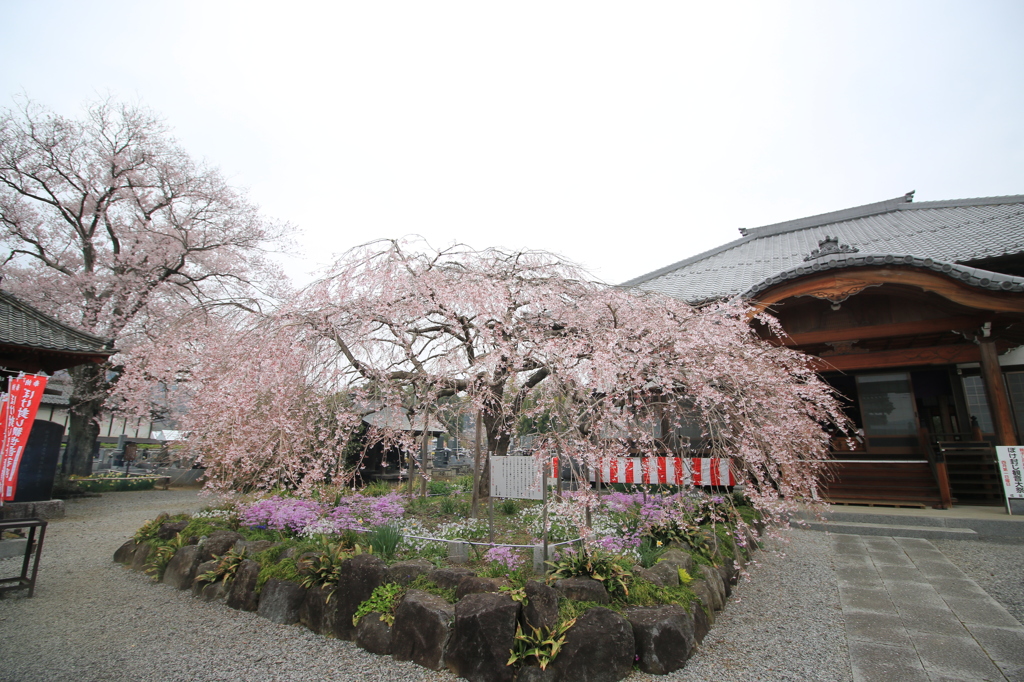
[3, 1, 1023, 286]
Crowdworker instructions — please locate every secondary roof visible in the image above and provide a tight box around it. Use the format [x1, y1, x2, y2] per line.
[0, 289, 115, 373]
[622, 192, 1024, 304]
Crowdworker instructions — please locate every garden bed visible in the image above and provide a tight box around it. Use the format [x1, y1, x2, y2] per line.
[115, 482, 760, 681]
[71, 472, 164, 493]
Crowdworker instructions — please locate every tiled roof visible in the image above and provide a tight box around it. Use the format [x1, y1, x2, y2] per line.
[0, 290, 114, 354]
[622, 193, 1024, 304]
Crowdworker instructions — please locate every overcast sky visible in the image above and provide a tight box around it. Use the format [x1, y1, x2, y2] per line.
[3, 1, 1022, 286]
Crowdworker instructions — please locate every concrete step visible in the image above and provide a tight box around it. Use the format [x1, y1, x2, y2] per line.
[824, 511, 949, 527]
[802, 520, 980, 540]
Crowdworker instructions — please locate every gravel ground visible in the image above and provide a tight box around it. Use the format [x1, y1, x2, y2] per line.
[634, 529, 853, 682]
[931, 537, 1024, 626]
[0, 490, 455, 682]
[0, 490, 857, 682]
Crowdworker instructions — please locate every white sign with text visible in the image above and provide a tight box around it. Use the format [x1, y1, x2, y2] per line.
[995, 446, 1024, 515]
[490, 456, 544, 500]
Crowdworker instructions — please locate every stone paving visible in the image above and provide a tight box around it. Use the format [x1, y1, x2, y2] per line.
[832, 534, 1024, 681]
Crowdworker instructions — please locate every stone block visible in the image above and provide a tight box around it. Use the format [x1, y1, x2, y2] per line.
[635, 561, 680, 588]
[689, 580, 716, 626]
[331, 554, 388, 640]
[553, 577, 610, 604]
[445, 592, 521, 682]
[656, 548, 694, 574]
[448, 541, 470, 564]
[198, 531, 244, 561]
[299, 585, 340, 636]
[549, 607, 634, 682]
[515, 667, 557, 682]
[130, 543, 155, 572]
[388, 559, 434, 585]
[691, 600, 711, 644]
[623, 605, 695, 675]
[163, 544, 202, 590]
[156, 521, 188, 540]
[113, 539, 137, 564]
[232, 539, 274, 555]
[522, 581, 559, 632]
[428, 566, 475, 590]
[392, 590, 455, 671]
[456, 576, 511, 601]
[225, 559, 261, 611]
[257, 578, 306, 624]
[698, 564, 725, 611]
[355, 612, 393, 655]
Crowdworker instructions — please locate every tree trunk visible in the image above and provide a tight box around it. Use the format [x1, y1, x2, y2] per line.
[62, 363, 107, 478]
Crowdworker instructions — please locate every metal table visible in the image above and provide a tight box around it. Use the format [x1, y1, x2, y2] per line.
[0, 517, 47, 597]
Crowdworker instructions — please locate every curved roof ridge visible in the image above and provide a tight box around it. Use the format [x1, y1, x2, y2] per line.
[621, 192, 916, 288]
[743, 254, 1024, 299]
[898, 194, 1024, 210]
[620, 193, 1024, 301]
[738, 193, 916, 239]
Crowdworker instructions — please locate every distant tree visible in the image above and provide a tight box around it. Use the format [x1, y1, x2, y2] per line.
[120, 239, 849, 518]
[0, 97, 290, 477]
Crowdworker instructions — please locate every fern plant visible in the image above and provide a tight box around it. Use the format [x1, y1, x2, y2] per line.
[144, 533, 187, 581]
[546, 546, 633, 597]
[352, 582, 406, 626]
[506, 619, 576, 671]
[196, 547, 247, 584]
[298, 543, 351, 596]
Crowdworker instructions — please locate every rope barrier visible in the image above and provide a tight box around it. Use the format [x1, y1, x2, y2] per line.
[400, 534, 583, 549]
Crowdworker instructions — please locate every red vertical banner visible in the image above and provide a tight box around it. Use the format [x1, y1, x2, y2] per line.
[0, 374, 49, 502]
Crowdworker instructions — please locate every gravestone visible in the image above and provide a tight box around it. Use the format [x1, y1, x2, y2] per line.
[13, 420, 63, 503]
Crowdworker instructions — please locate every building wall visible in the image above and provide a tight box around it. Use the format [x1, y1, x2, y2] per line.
[37, 404, 154, 440]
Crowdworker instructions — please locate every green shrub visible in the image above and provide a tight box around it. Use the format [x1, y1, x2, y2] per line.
[72, 474, 156, 493]
[625, 576, 696, 609]
[507, 618, 576, 671]
[440, 496, 460, 514]
[196, 547, 248, 584]
[144, 534, 187, 581]
[498, 498, 518, 515]
[453, 475, 474, 492]
[428, 480, 454, 496]
[363, 480, 393, 497]
[256, 557, 302, 592]
[367, 523, 402, 561]
[352, 582, 405, 626]
[557, 598, 605, 624]
[637, 537, 667, 568]
[407, 496, 435, 513]
[546, 547, 633, 597]
[407, 575, 456, 603]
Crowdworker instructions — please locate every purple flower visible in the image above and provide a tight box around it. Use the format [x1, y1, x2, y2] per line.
[240, 496, 325, 534]
[326, 492, 406, 532]
[484, 545, 525, 571]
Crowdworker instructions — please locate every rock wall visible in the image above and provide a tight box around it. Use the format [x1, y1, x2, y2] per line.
[114, 525, 756, 681]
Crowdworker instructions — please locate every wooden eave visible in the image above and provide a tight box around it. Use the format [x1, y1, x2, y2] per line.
[751, 266, 1024, 315]
[0, 342, 115, 374]
[751, 265, 1024, 372]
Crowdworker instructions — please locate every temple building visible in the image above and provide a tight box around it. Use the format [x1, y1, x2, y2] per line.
[624, 192, 1024, 508]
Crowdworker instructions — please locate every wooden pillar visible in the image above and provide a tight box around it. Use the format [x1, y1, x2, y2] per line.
[978, 340, 1018, 445]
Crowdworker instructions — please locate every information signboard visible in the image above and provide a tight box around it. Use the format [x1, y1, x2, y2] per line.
[490, 456, 544, 500]
[995, 446, 1024, 515]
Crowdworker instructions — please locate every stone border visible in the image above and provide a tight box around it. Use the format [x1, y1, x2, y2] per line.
[114, 526, 758, 681]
